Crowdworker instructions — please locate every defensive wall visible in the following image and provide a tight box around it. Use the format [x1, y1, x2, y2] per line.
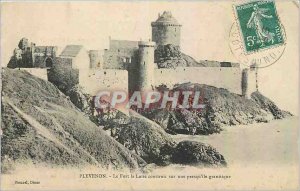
[103, 49, 136, 70]
[47, 57, 79, 93]
[89, 50, 104, 69]
[80, 69, 128, 95]
[102, 39, 139, 70]
[153, 67, 256, 96]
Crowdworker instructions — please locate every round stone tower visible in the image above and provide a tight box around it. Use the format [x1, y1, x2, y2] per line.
[136, 41, 156, 92]
[88, 50, 102, 69]
[151, 11, 182, 47]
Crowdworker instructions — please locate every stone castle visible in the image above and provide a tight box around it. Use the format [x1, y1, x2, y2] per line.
[8, 11, 257, 98]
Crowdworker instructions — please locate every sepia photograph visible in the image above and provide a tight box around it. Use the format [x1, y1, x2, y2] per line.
[0, 1, 299, 190]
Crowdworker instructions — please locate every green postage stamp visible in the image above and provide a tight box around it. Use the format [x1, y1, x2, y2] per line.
[234, 0, 285, 53]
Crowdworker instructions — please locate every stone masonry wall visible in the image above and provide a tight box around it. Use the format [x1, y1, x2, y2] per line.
[152, 25, 181, 47]
[154, 67, 243, 95]
[47, 60, 79, 94]
[80, 69, 128, 96]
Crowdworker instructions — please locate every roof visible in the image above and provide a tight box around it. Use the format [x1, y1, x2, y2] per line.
[152, 11, 180, 25]
[60, 45, 83, 57]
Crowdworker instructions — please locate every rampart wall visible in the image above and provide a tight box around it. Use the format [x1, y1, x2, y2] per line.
[153, 67, 243, 95]
[80, 69, 128, 95]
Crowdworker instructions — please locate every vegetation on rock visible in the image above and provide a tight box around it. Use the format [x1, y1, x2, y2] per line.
[1, 69, 146, 172]
[142, 83, 292, 135]
[154, 44, 205, 68]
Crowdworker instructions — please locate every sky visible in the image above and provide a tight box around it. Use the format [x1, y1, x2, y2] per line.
[1, 1, 299, 114]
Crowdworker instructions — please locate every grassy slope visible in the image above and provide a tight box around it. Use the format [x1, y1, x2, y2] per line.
[1, 69, 145, 171]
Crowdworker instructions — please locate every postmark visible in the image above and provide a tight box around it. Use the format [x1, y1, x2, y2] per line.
[230, 0, 286, 68]
[234, 0, 284, 53]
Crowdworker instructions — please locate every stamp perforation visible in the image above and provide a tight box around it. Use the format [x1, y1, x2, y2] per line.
[232, 0, 286, 55]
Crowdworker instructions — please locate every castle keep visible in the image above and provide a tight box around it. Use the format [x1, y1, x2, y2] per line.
[8, 11, 257, 99]
[151, 11, 182, 47]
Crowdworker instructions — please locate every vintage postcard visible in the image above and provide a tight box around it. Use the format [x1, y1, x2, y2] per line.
[0, 0, 299, 190]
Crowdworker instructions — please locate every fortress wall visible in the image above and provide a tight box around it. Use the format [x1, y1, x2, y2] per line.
[80, 69, 128, 96]
[48, 62, 79, 93]
[20, 68, 48, 81]
[103, 49, 137, 70]
[154, 67, 243, 95]
[103, 50, 125, 69]
[89, 50, 104, 69]
[200, 60, 240, 67]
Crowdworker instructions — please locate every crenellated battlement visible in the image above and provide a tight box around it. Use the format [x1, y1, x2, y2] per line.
[151, 23, 182, 27]
[138, 41, 156, 47]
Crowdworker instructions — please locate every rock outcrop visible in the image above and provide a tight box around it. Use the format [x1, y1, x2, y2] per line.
[1, 69, 227, 171]
[114, 111, 226, 167]
[116, 111, 177, 166]
[173, 141, 227, 167]
[66, 85, 91, 113]
[251, 91, 292, 119]
[142, 83, 292, 135]
[154, 44, 205, 68]
[67, 88, 227, 167]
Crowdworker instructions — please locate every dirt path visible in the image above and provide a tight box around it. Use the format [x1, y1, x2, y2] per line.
[4, 98, 76, 156]
[6, 98, 101, 165]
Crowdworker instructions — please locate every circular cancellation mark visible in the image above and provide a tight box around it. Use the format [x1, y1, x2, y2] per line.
[229, 22, 286, 69]
[230, 0, 287, 68]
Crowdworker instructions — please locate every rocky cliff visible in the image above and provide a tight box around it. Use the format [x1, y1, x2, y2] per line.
[1, 69, 227, 172]
[63, 81, 291, 166]
[142, 83, 292, 135]
[66, 88, 227, 167]
[154, 44, 205, 68]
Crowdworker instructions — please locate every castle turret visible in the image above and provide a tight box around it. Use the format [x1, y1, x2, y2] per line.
[151, 11, 182, 47]
[136, 41, 156, 92]
[242, 64, 258, 99]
